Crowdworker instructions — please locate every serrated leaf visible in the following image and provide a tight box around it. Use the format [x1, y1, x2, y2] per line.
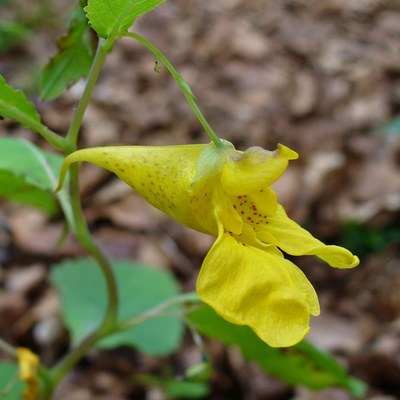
[0, 137, 66, 213]
[40, 9, 95, 101]
[0, 362, 25, 400]
[51, 258, 184, 356]
[85, 0, 166, 38]
[0, 74, 43, 131]
[189, 306, 366, 397]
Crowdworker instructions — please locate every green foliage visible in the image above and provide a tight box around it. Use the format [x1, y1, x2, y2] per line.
[189, 306, 366, 396]
[85, 0, 166, 39]
[0, 137, 65, 213]
[381, 114, 400, 136]
[0, 75, 44, 132]
[342, 221, 400, 259]
[0, 362, 25, 399]
[184, 360, 212, 383]
[295, 341, 367, 397]
[40, 8, 95, 101]
[134, 374, 210, 400]
[51, 258, 184, 356]
[0, 21, 30, 52]
[164, 380, 209, 399]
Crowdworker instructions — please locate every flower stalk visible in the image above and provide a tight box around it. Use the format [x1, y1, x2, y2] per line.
[0, 337, 17, 359]
[121, 32, 224, 149]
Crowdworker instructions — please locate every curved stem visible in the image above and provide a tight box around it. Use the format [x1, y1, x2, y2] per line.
[117, 292, 200, 331]
[69, 164, 118, 329]
[31, 123, 69, 153]
[48, 329, 103, 397]
[46, 165, 119, 397]
[121, 32, 224, 149]
[48, 293, 200, 398]
[66, 37, 111, 150]
[0, 337, 17, 359]
[46, 33, 119, 398]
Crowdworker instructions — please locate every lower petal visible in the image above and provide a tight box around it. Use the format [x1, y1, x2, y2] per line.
[258, 205, 359, 269]
[196, 231, 319, 347]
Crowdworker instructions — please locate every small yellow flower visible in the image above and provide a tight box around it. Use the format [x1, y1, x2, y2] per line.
[58, 140, 359, 347]
[17, 347, 40, 400]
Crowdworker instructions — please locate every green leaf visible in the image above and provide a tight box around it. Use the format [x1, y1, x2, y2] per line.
[189, 306, 366, 397]
[295, 341, 367, 397]
[85, 0, 166, 39]
[342, 221, 400, 260]
[40, 9, 95, 101]
[0, 74, 44, 132]
[51, 258, 184, 356]
[134, 374, 210, 399]
[0, 21, 31, 52]
[0, 137, 65, 213]
[0, 362, 25, 400]
[381, 115, 400, 136]
[164, 380, 209, 399]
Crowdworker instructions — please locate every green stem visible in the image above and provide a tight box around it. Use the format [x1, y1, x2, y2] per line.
[46, 34, 119, 398]
[66, 37, 111, 150]
[33, 124, 69, 152]
[69, 164, 118, 329]
[0, 337, 16, 359]
[48, 293, 200, 397]
[0, 98, 68, 151]
[121, 32, 224, 149]
[117, 292, 200, 331]
[48, 329, 103, 396]
[47, 165, 119, 397]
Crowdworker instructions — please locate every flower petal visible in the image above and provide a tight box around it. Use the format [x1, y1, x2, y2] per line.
[248, 187, 278, 216]
[212, 186, 244, 235]
[17, 347, 40, 400]
[221, 144, 298, 195]
[196, 229, 319, 347]
[257, 205, 359, 268]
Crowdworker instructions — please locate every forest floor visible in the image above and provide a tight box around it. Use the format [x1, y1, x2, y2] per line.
[1, 0, 400, 399]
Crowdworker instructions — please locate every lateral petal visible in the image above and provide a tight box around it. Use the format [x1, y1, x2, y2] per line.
[258, 205, 360, 269]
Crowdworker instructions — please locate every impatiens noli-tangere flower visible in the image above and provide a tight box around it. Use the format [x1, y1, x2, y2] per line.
[58, 141, 359, 347]
[17, 347, 40, 400]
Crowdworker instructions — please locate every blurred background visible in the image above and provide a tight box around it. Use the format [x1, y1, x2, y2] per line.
[1, 0, 400, 398]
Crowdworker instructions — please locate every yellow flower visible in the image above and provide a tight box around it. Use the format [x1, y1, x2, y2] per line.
[58, 140, 359, 347]
[17, 347, 40, 400]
